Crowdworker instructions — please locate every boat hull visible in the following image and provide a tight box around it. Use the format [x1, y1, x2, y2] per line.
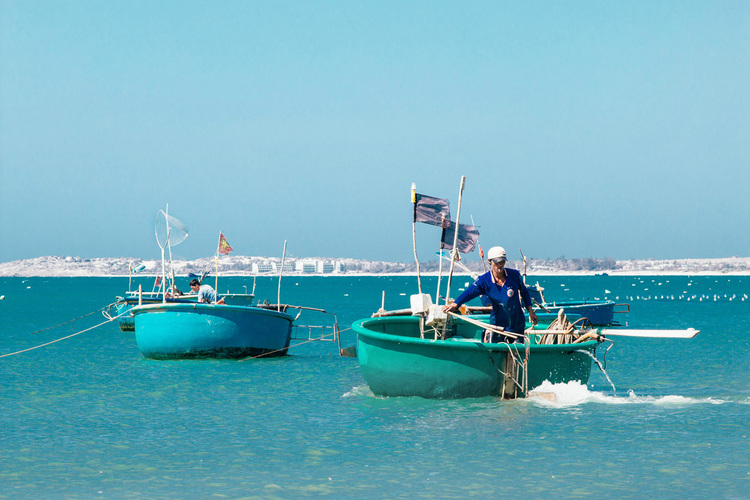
[116, 297, 195, 332]
[133, 303, 294, 360]
[354, 316, 598, 399]
[537, 301, 619, 326]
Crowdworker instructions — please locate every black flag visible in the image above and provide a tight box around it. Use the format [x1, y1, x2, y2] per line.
[441, 221, 480, 254]
[413, 193, 451, 227]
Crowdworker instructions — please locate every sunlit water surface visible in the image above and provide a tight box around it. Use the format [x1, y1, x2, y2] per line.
[1, 275, 748, 499]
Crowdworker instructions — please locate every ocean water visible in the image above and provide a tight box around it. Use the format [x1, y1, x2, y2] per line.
[0, 275, 748, 499]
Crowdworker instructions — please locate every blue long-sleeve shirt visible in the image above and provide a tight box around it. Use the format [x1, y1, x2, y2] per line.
[453, 268, 532, 334]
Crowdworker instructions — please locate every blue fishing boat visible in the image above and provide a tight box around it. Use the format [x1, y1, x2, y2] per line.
[437, 250, 626, 326]
[132, 302, 294, 359]
[526, 282, 629, 326]
[534, 299, 628, 326]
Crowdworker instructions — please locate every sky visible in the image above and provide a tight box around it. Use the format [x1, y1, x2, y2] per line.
[1, 1, 748, 264]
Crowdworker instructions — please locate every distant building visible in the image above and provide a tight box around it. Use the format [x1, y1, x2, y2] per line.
[297, 261, 317, 273]
[280, 262, 295, 273]
[254, 262, 274, 274]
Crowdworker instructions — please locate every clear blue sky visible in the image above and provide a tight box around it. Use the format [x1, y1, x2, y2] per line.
[1, 1, 748, 264]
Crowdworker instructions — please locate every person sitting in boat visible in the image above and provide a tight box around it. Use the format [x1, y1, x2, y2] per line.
[189, 279, 225, 304]
[164, 285, 184, 299]
[442, 246, 538, 343]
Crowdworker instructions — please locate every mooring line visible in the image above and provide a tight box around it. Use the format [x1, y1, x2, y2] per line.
[0, 307, 128, 359]
[238, 335, 339, 362]
[25, 301, 120, 336]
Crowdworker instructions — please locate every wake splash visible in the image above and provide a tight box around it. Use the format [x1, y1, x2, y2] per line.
[343, 385, 374, 398]
[527, 380, 729, 407]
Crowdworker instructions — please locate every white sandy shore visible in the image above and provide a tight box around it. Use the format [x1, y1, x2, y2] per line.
[1, 255, 749, 277]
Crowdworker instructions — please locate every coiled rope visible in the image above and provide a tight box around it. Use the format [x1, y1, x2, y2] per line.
[0, 301, 128, 359]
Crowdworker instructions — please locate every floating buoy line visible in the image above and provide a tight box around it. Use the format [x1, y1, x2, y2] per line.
[596, 294, 747, 302]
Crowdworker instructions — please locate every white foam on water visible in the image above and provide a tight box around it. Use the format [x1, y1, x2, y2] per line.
[342, 385, 374, 398]
[527, 381, 729, 407]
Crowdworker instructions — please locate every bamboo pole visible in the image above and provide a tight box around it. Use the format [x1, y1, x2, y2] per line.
[215, 231, 221, 292]
[444, 176, 465, 305]
[445, 311, 521, 339]
[278, 240, 287, 312]
[435, 216, 445, 304]
[411, 183, 422, 295]
[162, 204, 170, 303]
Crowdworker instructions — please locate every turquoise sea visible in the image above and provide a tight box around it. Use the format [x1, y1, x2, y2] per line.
[1, 275, 748, 499]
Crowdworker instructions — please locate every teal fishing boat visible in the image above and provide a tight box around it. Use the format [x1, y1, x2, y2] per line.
[133, 302, 294, 359]
[354, 315, 599, 399]
[125, 208, 342, 360]
[114, 207, 255, 331]
[354, 178, 699, 400]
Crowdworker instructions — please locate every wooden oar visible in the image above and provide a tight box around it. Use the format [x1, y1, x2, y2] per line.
[597, 328, 699, 339]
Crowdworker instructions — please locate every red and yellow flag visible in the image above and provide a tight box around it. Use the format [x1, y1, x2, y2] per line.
[218, 232, 233, 255]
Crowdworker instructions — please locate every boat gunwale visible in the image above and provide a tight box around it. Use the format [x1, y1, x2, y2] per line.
[131, 302, 296, 322]
[352, 316, 599, 352]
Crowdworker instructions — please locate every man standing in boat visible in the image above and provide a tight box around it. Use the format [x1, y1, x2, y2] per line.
[189, 279, 224, 304]
[442, 246, 537, 343]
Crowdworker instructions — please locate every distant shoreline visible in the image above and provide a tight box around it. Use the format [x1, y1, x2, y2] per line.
[3, 270, 750, 278]
[1, 255, 749, 278]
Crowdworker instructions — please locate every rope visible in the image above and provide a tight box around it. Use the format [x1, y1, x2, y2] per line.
[22, 300, 121, 336]
[0, 306, 128, 359]
[536, 310, 580, 345]
[482, 339, 529, 399]
[237, 335, 337, 362]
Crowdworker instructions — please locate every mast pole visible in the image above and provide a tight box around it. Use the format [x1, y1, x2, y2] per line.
[436, 218, 445, 304]
[215, 231, 221, 292]
[411, 183, 423, 295]
[162, 204, 170, 303]
[472, 215, 487, 274]
[277, 240, 287, 312]
[444, 176, 466, 305]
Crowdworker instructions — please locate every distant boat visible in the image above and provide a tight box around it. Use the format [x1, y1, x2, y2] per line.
[525, 282, 629, 326]
[435, 250, 626, 326]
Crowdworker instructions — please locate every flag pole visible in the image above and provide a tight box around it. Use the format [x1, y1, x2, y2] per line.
[277, 240, 287, 312]
[444, 176, 466, 306]
[472, 215, 487, 274]
[435, 216, 445, 304]
[215, 231, 221, 291]
[411, 183, 423, 295]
